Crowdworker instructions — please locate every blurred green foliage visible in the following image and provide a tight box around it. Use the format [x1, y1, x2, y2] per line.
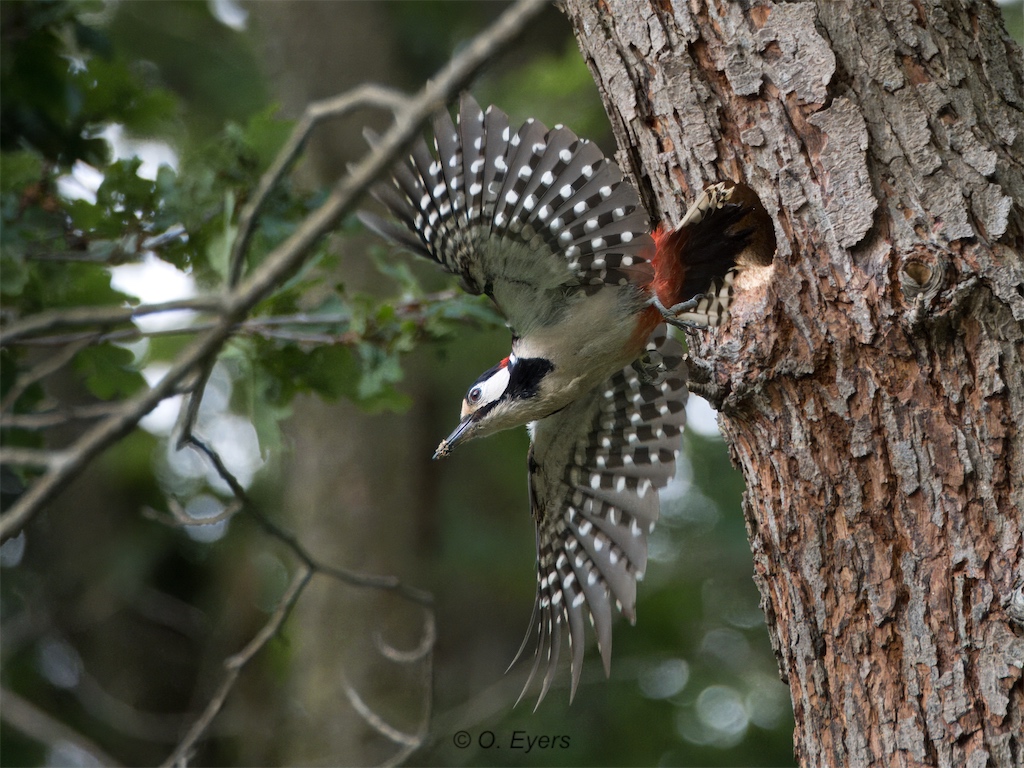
[0, 0, 494, 451]
[0, 3, 502, 765]
[0, 1, 175, 165]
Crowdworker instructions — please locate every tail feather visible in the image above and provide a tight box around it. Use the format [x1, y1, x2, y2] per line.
[652, 181, 775, 325]
[721, 181, 776, 269]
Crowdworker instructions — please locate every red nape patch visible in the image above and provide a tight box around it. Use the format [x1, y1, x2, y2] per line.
[500, 356, 510, 368]
[650, 224, 691, 308]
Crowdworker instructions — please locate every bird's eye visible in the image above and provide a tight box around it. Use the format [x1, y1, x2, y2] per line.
[468, 386, 483, 405]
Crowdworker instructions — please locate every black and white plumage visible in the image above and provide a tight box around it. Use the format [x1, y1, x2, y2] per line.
[362, 97, 656, 338]
[359, 94, 772, 705]
[516, 325, 686, 703]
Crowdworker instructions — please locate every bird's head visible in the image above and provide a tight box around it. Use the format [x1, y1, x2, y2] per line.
[433, 354, 555, 458]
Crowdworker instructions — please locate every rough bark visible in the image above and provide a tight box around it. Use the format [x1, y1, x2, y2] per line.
[564, 1, 1024, 766]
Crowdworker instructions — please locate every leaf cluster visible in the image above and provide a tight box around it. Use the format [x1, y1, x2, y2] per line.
[1, 2, 499, 466]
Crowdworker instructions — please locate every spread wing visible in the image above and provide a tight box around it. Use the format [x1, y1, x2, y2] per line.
[359, 94, 656, 336]
[514, 325, 687, 705]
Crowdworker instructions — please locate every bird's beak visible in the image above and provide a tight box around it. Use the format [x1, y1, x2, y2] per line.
[433, 415, 474, 460]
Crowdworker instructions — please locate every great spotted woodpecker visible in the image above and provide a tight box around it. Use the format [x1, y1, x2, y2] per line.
[360, 94, 774, 706]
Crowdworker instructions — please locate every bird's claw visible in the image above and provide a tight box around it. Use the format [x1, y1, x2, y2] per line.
[632, 350, 669, 384]
[650, 295, 703, 331]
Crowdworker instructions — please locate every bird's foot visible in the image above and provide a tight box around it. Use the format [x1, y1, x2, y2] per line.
[632, 350, 669, 385]
[650, 295, 703, 331]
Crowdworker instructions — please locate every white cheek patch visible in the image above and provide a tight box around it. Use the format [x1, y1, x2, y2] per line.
[461, 360, 515, 419]
[474, 365, 511, 409]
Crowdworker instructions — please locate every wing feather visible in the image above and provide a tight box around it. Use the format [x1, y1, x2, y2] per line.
[480, 104, 511, 225]
[515, 325, 688, 705]
[458, 94, 487, 221]
[359, 98, 656, 331]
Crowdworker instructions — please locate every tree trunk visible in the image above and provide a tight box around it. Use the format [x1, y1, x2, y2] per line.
[563, 1, 1024, 766]
[248, 5, 433, 764]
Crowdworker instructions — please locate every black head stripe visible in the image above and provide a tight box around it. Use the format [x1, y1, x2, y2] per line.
[506, 358, 555, 400]
[470, 360, 507, 389]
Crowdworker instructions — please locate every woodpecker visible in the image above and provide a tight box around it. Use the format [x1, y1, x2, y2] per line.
[360, 94, 774, 706]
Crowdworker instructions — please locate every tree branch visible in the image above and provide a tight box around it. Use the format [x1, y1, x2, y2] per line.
[160, 565, 313, 768]
[10, 289, 464, 348]
[155, 432, 435, 764]
[342, 611, 435, 766]
[0, 0, 549, 544]
[0, 447, 69, 469]
[0, 686, 123, 768]
[141, 497, 242, 528]
[0, 403, 124, 430]
[343, 679, 422, 748]
[183, 433, 434, 607]
[374, 611, 436, 664]
[0, 297, 225, 346]
[0, 339, 92, 412]
[228, 83, 409, 287]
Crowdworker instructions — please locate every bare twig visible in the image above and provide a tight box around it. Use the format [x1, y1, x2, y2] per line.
[343, 614, 437, 767]
[240, 328, 353, 345]
[172, 364, 216, 451]
[183, 433, 434, 606]
[0, 0, 549, 544]
[75, 671, 190, 742]
[0, 338, 92, 412]
[152, 432, 436, 764]
[374, 611, 436, 663]
[27, 250, 122, 263]
[13, 325, 207, 347]
[0, 403, 126, 430]
[0, 686, 123, 767]
[160, 565, 313, 768]
[12, 289, 463, 348]
[0, 447, 68, 469]
[316, 561, 433, 607]
[364, 614, 436, 765]
[154, 430, 436, 765]
[228, 83, 409, 288]
[141, 497, 243, 528]
[142, 224, 188, 250]
[0, 297, 224, 346]
[343, 679, 422, 748]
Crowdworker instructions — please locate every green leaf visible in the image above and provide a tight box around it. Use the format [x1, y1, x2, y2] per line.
[145, 332, 193, 365]
[76, 54, 177, 136]
[33, 261, 132, 309]
[301, 345, 361, 402]
[0, 251, 30, 298]
[204, 189, 236, 281]
[93, 157, 160, 236]
[0, 151, 44, 194]
[354, 343, 411, 413]
[372, 250, 423, 296]
[240, 105, 291, 170]
[74, 343, 146, 400]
